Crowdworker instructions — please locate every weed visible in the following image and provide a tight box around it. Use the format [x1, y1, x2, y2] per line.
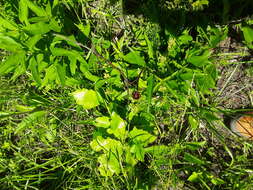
[0, 0, 253, 189]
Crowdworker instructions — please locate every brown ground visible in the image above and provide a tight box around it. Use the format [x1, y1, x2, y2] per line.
[215, 36, 253, 109]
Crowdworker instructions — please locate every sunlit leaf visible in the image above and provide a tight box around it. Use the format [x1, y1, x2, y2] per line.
[72, 89, 100, 109]
[129, 127, 156, 146]
[188, 172, 202, 182]
[107, 112, 127, 140]
[95, 116, 111, 128]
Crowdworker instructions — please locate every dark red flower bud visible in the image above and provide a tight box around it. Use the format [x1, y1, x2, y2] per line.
[132, 91, 141, 99]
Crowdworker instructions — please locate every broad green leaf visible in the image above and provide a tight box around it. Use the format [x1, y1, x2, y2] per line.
[124, 51, 146, 66]
[0, 34, 23, 52]
[184, 152, 205, 165]
[130, 143, 145, 161]
[19, 0, 29, 25]
[72, 89, 100, 109]
[29, 56, 41, 86]
[188, 172, 202, 182]
[195, 74, 215, 94]
[125, 147, 138, 167]
[51, 47, 76, 56]
[23, 22, 51, 35]
[80, 61, 100, 82]
[95, 117, 111, 128]
[98, 154, 121, 176]
[91, 138, 123, 176]
[90, 137, 123, 154]
[187, 49, 211, 67]
[90, 136, 108, 152]
[242, 26, 253, 48]
[178, 34, 193, 44]
[129, 127, 156, 146]
[107, 112, 127, 140]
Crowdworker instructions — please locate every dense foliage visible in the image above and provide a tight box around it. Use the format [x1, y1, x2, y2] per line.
[0, 0, 253, 189]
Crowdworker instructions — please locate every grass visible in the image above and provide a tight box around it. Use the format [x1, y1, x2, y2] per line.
[0, 0, 253, 189]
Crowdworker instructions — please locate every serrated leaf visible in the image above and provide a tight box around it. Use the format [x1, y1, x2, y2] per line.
[124, 51, 146, 66]
[72, 89, 99, 109]
[129, 127, 156, 146]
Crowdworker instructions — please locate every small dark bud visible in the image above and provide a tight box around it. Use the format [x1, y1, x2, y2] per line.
[132, 91, 141, 99]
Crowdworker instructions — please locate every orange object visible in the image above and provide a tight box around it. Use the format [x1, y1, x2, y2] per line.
[230, 112, 253, 139]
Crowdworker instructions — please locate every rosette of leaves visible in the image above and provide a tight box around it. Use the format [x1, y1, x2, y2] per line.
[90, 112, 161, 176]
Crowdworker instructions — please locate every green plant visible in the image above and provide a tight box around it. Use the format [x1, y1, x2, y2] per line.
[0, 0, 253, 189]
